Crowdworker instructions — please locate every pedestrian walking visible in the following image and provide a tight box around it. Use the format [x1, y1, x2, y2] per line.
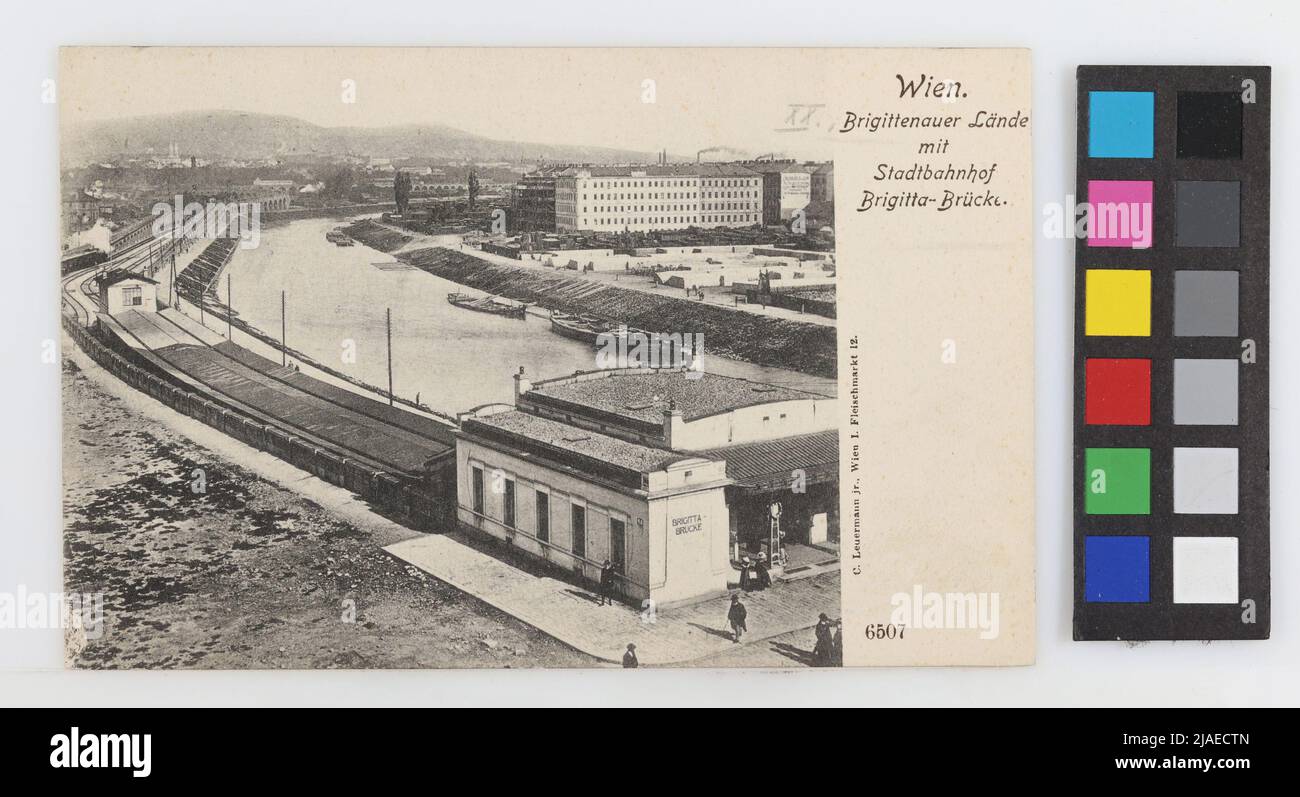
[814, 613, 836, 666]
[728, 594, 748, 643]
[622, 643, 639, 668]
[599, 559, 616, 606]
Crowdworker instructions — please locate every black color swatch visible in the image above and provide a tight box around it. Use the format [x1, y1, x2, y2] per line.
[1177, 91, 1244, 159]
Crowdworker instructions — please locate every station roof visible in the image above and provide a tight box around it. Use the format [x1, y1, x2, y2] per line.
[462, 410, 700, 475]
[98, 270, 158, 288]
[528, 371, 826, 425]
[698, 430, 839, 491]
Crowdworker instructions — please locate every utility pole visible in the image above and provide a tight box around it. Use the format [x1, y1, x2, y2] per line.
[226, 273, 232, 340]
[280, 290, 287, 367]
[386, 307, 394, 406]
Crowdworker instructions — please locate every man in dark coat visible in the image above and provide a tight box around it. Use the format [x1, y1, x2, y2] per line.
[599, 559, 616, 606]
[728, 594, 748, 643]
[622, 643, 639, 668]
[813, 613, 835, 666]
[753, 552, 772, 590]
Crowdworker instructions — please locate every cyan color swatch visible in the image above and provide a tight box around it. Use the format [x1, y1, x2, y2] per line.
[1089, 91, 1155, 158]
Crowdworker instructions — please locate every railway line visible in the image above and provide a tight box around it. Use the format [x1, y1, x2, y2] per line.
[62, 236, 159, 324]
[104, 308, 448, 476]
[61, 233, 454, 485]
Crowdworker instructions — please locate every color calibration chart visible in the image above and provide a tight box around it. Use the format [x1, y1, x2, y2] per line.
[1073, 66, 1270, 640]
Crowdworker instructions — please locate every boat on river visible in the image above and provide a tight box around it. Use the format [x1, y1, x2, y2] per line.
[447, 292, 529, 319]
[549, 310, 648, 346]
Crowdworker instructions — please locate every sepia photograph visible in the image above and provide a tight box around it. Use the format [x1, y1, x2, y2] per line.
[58, 48, 841, 669]
[0, 0, 1292, 758]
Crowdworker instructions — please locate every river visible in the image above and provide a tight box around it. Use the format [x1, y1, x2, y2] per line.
[216, 217, 835, 414]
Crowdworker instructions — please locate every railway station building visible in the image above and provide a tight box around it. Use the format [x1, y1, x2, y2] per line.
[455, 368, 838, 607]
[97, 271, 159, 316]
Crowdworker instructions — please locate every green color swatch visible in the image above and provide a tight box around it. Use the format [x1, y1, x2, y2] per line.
[1085, 448, 1150, 515]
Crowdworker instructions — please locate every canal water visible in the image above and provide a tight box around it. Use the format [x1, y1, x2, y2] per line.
[218, 217, 835, 415]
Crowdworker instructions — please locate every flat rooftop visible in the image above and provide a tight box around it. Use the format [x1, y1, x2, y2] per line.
[463, 410, 701, 475]
[528, 370, 826, 425]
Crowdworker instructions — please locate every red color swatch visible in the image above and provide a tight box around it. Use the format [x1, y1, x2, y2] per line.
[1086, 358, 1151, 425]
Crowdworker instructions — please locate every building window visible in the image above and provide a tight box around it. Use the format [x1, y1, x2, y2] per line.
[571, 504, 586, 558]
[610, 518, 626, 574]
[122, 286, 142, 306]
[503, 478, 516, 528]
[471, 466, 484, 515]
[536, 491, 549, 542]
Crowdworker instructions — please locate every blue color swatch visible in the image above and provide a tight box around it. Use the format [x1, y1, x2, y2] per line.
[1089, 91, 1155, 158]
[1085, 536, 1150, 602]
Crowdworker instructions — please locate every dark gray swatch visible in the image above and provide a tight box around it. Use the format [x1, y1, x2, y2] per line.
[1175, 180, 1240, 247]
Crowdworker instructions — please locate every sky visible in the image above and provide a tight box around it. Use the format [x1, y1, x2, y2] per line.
[60, 47, 843, 159]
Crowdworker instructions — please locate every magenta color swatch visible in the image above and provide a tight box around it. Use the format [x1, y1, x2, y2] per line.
[1087, 180, 1154, 248]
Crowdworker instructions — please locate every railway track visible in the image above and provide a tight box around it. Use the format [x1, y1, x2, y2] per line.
[62, 234, 175, 325]
[62, 235, 449, 481]
[109, 310, 444, 477]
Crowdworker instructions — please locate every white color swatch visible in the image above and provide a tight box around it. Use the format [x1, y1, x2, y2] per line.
[1173, 537, 1239, 604]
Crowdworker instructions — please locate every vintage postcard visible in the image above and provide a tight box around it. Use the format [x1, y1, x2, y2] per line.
[59, 47, 1033, 668]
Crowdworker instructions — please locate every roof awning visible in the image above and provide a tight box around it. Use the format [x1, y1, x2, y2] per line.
[697, 430, 838, 493]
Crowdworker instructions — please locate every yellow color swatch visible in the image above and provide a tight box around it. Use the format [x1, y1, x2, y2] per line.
[1086, 269, 1150, 336]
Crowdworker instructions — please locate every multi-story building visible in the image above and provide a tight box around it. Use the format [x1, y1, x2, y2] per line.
[733, 160, 823, 225]
[696, 163, 763, 229]
[62, 189, 101, 236]
[511, 167, 562, 232]
[757, 164, 813, 225]
[554, 163, 762, 233]
[810, 162, 834, 204]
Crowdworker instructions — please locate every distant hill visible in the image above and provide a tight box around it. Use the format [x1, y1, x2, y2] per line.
[62, 110, 670, 165]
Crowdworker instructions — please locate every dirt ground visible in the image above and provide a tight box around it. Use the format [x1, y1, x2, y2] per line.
[61, 357, 600, 670]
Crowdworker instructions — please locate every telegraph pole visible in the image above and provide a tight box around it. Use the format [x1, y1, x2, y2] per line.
[226, 273, 232, 340]
[386, 307, 394, 406]
[280, 290, 287, 367]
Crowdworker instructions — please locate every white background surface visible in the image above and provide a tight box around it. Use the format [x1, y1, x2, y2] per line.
[1, 0, 1295, 706]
